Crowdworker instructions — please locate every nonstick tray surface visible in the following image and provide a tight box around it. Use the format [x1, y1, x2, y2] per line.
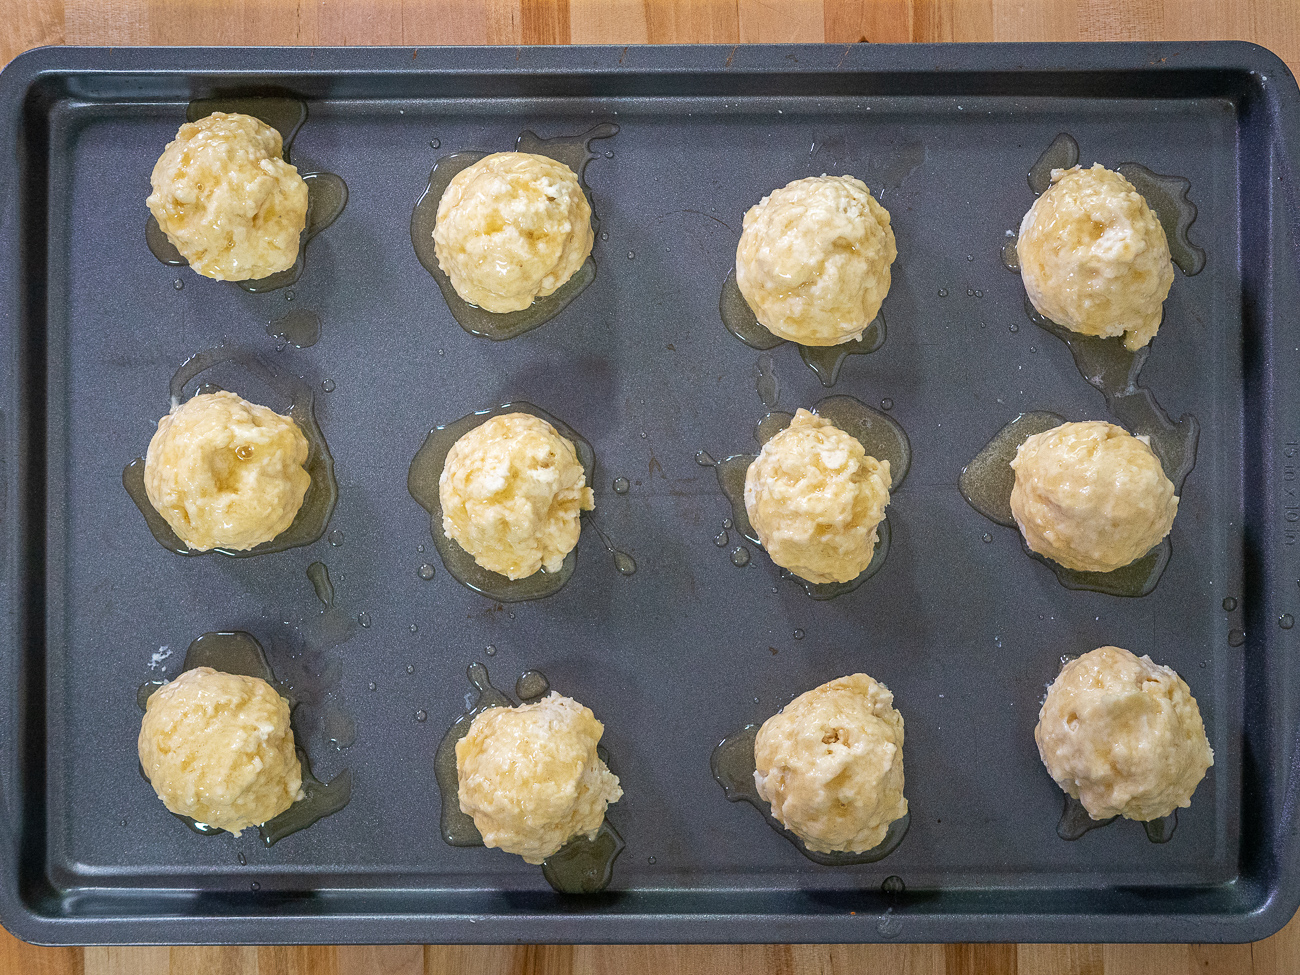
[0, 42, 1297, 945]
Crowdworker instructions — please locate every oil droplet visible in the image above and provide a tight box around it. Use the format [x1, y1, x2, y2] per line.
[1029, 133, 1080, 194]
[235, 444, 255, 461]
[982, 532, 993, 543]
[1228, 629, 1246, 647]
[1009, 323, 1020, 333]
[714, 531, 729, 547]
[723, 519, 733, 529]
[516, 670, 551, 701]
[647, 856, 656, 864]
[485, 644, 497, 656]
[358, 612, 372, 628]
[730, 547, 751, 567]
[409, 623, 418, 633]
[418, 544, 425, 553]
[237, 853, 246, 865]
[329, 529, 344, 547]
[418, 563, 436, 580]
[880, 398, 893, 410]
[627, 251, 635, 260]
[306, 561, 334, 608]
[1001, 235, 1021, 272]
[321, 378, 336, 393]
[967, 289, 975, 297]
[938, 288, 948, 297]
[251, 882, 261, 891]
[975, 290, 983, 298]
[881, 875, 905, 894]
[614, 551, 637, 576]
[429, 138, 441, 149]
[1281, 614, 1295, 629]
[285, 290, 296, 301]
[368, 682, 377, 691]
[793, 629, 805, 640]
[415, 710, 427, 722]
[406, 664, 415, 674]
[604, 150, 613, 159]
[600, 231, 609, 241]
[1223, 597, 1238, 611]
[695, 451, 716, 467]
[266, 309, 321, 349]
[173, 278, 184, 291]
[612, 477, 630, 494]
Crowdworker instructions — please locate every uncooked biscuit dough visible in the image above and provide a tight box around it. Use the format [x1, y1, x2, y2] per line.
[744, 409, 891, 585]
[138, 666, 303, 835]
[433, 152, 594, 313]
[144, 390, 312, 552]
[735, 175, 897, 346]
[456, 692, 623, 864]
[146, 112, 309, 281]
[1017, 164, 1175, 352]
[1009, 420, 1178, 573]
[439, 412, 594, 579]
[1036, 645, 1213, 821]
[753, 673, 907, 854]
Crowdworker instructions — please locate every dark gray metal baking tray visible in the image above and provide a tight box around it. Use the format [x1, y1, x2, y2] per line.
[0, 41, 1297, 945]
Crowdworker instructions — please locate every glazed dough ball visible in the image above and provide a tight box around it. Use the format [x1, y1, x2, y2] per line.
[744, 409, 891, 585]
[736, 175, 897, 346]
[1036, 646, 1213, 821]
[456, 692, 623, 864]
[144, 390, 312, 552]
[439, 413, 594, 579]
[146, 112, 309, 281]
[433, 152, 594, 313]
[138, 667, 303, 835]
[1009, 420, 1178, 573]
[754, 673, 907, 854]
[1018, 164, 1175, 352]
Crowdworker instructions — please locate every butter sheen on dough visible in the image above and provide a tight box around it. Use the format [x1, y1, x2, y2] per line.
[1036, 646, 1213, 821]
[754, 673, 907, 854]
[433, 152, 594, 313]
[146, 112, 309, 281]
[138, 667, 303, 836]
[735, 175, 897, 346]
[1017, 164, 1175, 352]
[144, 390, 311, 552]
[456, 692, 623, 864]
[1010, 420, 1178, 573]
[744, 409, 890, 585]
[439, 413, 594, 580]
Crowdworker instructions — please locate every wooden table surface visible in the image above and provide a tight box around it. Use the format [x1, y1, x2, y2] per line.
[2, 0, 1298, 972]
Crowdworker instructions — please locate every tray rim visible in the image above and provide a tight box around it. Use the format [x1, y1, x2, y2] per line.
[1, 39, 1298, 946]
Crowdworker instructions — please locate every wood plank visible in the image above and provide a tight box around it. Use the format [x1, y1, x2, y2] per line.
[337, 945, 424, 975]
[644, 0, 740, 45]
[1016, 943, 1103, 975]
[256, 946, 340, 975]
[945, 942, 1017, 975]
[84, 946, 167, 975]
[169, 946, 259, 975]
[738, 0, 825, 43]
[569, 0, 649, 44]
[0, 926, 84, 975]
[823, 0, 914, 43]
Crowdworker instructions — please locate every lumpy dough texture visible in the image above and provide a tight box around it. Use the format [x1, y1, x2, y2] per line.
[735, 175, 897, 346]
[754, 673, 907, 854]
[138, 667, 303, 835]
[1036, 646, 1213, 821]
[144, 390, 312, 552]
[146, 112, 309, 281]
[744, 409, 891, 585]
[456, 692, 623, 863]
[433, 152, 594, 313]
[439, 413, 594, 579]
[1010, 420, 1178, 573]
[1017, 164, 1175, 352]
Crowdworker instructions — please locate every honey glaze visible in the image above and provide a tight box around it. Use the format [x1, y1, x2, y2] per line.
[145, 98, 348, 294]
[122, 345, 337, 558]
[708, 396, 910, 600]
[407, 402, 597, 602]
[136, 631, 351, 847]
[433, 662, 625, 894]
[711, 724, 909, 865]
[719, 268, 886, 387]
[410, 123, 617, 341]
[959, 411, 1174, 598]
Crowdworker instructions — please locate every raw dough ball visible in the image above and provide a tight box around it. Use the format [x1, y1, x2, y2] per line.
[433, 152, 594, 313]
[735, 175, 896, 346]
[138, 666, 303, 835]
[144, 390, 312, 552]
[1017, 164, 1175, 352]
[1009, 420, 1178, 573]
[1036, 646, 1213, 821]
[754, 673, 907, 854]
[744, 409, 891, 585]
[439, 412, 594, 579]
[146, 112, 309, 281]
[456, 692, 623, 864]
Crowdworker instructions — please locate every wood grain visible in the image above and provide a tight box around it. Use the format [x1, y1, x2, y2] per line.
[2, 0, 1300, 972]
